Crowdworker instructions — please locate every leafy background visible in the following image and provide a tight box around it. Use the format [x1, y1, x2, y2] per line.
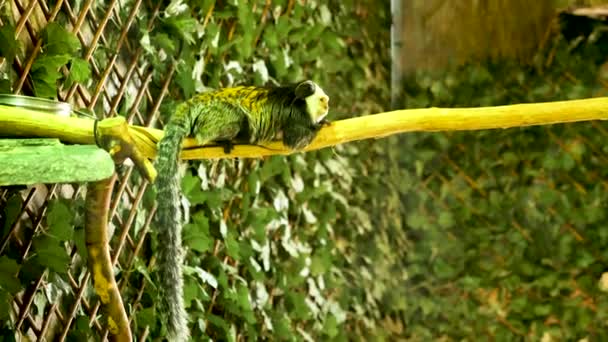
[1, 0, 608, 341]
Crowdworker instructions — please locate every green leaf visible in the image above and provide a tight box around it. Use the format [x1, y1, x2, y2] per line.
[182, 172, 205, 204]
[143, 185, 157, 210]
[264, 26, 279, 50]
[438, 211, 455, 228]
[67, 316, 93, 340]
[31, 54, 72, 98]
[433, 258, 457, 279]
[136, 307, 156, 329]
[31, 54, 72, 74]
[0, 256, 21, 294]
[161, 15, 197, 45]
[271, 313, 292, 340]
[224, 234, 240, 260]
[0, 78, 11, 93]
[134, 257, 154, 285]
[32, 236, 70, 275]
[206, 314, 230, 335]
[236, 284, 255, 323]
[46, 200, 74, 241]
[322, 314, 339, 337]
[310, 248, 331, 276]
[73, 226, 87, 260]
[202, 188, 233, 209]
[183, 213, 213, 253]
[533, 304, 552, 316]
[67, 58, 91, 84]
[200, 0, 216, 13]
[285, 292, 310, 320]
[320, 31, 344, 53]
[0, 290, 12, 321]
[1, 194, 22, 241]
[41, 22, 81, 55]
[31, 78, 59, 99]
[236, 2, 254, 59]
[183, 276, 209, 307]
[0, 24, 20, 66]
[152, 33, 177, 54]
[246, 207, 276, 242]
[406, 212, 428, 229]
[18, 257, 46, 286]
[175, 60, 196, 99]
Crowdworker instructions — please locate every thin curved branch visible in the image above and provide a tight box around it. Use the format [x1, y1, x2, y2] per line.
[85, 175, 132, 342]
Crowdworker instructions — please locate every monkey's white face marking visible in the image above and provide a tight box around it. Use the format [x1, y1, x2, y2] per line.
[305, 83, 329, 123]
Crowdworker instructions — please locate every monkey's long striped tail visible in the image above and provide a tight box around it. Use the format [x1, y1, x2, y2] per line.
[154, 110, 190, 341]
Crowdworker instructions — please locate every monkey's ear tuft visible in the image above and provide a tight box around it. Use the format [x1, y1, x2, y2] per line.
[295, 81, 316, 99]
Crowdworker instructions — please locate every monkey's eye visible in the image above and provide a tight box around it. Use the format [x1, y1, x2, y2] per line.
[295, 81, 316, 99]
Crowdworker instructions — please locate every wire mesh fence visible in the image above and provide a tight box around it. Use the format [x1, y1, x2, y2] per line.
[0, 1, 276, 340]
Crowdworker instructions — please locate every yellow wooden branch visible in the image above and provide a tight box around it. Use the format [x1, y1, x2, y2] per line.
[2, 97, 608, 163]
[0, 104, 95, 144]
[146, 96, 608, 160]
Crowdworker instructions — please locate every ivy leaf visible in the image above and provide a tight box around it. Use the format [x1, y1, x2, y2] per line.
[286, 292, 311, 320]
[0, 256, 21, 294]
[134, 257, 154, 285]
[18, 257, 46, 286]
[0, 79, 11, 93]
[433, 258, 458, 279]
[32, 236, 70, 275]
[73, 227, 87, 260]
[184, 265, 217, 289]
[206, 314, 230, 336]
[29, 23, 82, 98]
[271, 313, 292, 340]
[438, 211, 455, 228]
[183, 213, 213, 253]
[152, 33, 177, 55]
[136, 307, 157, 329]
[66, 58, 91, 86]
[31, 55, 72, 74]
[31, 78, 59, 99]
[406, 212, 428, 230]
[183, 277, 209, 308]
[67, 316, 93, 340]
[46, 200, 75, 242]
[236, 1, 254, 59]
[0, 290, 11, 321]
[224, 233, 240, 260]
[30, 54, 72, 98]
[201, 189, 226, 208]
[310, 248, 331, 276]
[236, 285, 255, 323]
[143, 185, 157, 210]
[175, 62, 196, 99]
[41, 22, 80, 55]
[322, 314, 339, 338]
[0, 24, 20, 66]
[161, 15, 197, 45]
[1, 194, 22, 241]
[182, 172, 207, 204]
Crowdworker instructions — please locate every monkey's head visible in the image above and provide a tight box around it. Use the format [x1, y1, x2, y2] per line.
[295, 80, 329, 123]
